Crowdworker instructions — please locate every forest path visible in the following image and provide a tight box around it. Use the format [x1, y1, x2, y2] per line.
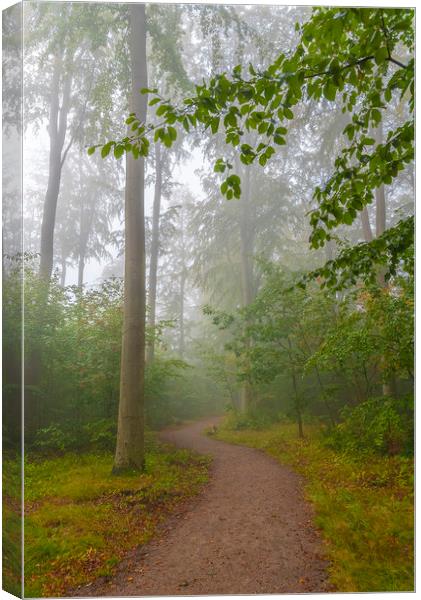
[75, 417, 330, 596]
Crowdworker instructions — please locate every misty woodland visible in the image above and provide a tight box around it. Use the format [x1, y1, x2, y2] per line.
[2, 2, 414, 597]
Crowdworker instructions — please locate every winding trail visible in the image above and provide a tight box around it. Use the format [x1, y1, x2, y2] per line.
[76, 417, 330, 596]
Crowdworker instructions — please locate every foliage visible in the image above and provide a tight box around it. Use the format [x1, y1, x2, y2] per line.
[23, 436, 211, 597]
[220, 409, 273, 431]
[322, 395, 413, 457]
[298, 215, 414, 291]
[95, 7, 414, 287]
[2, 258, 217, 449]
[203, 259, 413, 450]
[215, 420, 414, 592]
[306, 280, 414, 390]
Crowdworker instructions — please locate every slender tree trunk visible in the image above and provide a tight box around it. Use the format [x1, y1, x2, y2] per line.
[39, 51, 73, 282]
[146, 144, 162, 364]
[26, 51, 73, 440]
[239, 167, 254, 306]
[77, 202, 89, 289]
[78, 254, 85, 288]
[60, 257, 67, 287]
[179, 267, 186, 358]
[375, 128, 386, 240]
[372, 122, 396, 396]
[238, 165, 255, 412]
[361, 206, 373, 242]
[178, 204, 187, 358]
[113, 4, 148, 473]
[288, 337, 304, 438]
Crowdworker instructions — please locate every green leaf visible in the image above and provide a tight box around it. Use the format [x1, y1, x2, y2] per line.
[156, 105, 168, 117]
[101, 142, 112, 159]
[168, 126, 177, 141]
[375, 46, 389, 65]
[87, 146, 96, 156]
[140, 87, 157, 94]
[210, 117, 220, 134]
[113, 145, 124, 159]
[323, 81, 337, 101]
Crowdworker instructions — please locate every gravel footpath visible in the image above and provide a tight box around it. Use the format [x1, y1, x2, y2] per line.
[73, 417, 330, 596]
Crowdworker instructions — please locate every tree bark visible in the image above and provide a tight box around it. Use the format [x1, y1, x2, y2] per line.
[361, 206, 373, 242]
[146, 144, 162, 364]
[113, 4, 148, 473]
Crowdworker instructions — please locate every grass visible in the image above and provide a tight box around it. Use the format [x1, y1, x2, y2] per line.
[3, 455, 23, 597]
[214, 420, 414, 592]
[21, 434, 210, 597]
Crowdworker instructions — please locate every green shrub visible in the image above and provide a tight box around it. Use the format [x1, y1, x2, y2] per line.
[323, 396, 413, 456]
[223, 410, 274, 431]
[33, 425, 79, 454]
[83, 419, 116, 452]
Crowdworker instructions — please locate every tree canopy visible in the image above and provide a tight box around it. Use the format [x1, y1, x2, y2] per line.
[93, 7, 414, 289]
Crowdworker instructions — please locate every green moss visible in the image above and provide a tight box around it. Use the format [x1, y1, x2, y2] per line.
[24, 438, 210, 597]
[215, 421, 414, 592]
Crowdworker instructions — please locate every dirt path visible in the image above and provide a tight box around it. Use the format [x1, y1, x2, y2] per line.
[75, 417, 330, 596]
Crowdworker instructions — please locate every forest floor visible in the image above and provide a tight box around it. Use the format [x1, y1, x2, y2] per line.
[23, 434, 210, 597]
[215, 421, 414, 592]
[73, 417, 330, 596]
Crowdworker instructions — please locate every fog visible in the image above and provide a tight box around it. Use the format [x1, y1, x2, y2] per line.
[3, 0, 414, 444]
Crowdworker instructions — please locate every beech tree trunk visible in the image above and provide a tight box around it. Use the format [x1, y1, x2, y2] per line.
[113, 4, 148, 473]
[146, 144, 162, 364]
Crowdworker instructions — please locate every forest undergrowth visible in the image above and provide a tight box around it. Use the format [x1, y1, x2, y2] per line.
[214, 417, 414, 592]
[20, 434, 210, 597]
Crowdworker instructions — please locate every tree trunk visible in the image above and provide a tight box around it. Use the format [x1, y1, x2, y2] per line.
[179, 266, 186, 358]
[373, 122, 396, 396]
[60, 256, 67, 287]
[146, 144, 162, 364]
[361, 206, 373, 242]
[39, 51, 73, 282]
[26, 52, 73, 440]
[178, 203, 187, 358]
[375, 125, 386, 240]
[239, 167, 254, 306]
[78, 254, 85, 289]
[288, 337, 304, 438]
[77, 202, 89, 289]
[113, 3, 148, 473]
[238, 165, 255, 412]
